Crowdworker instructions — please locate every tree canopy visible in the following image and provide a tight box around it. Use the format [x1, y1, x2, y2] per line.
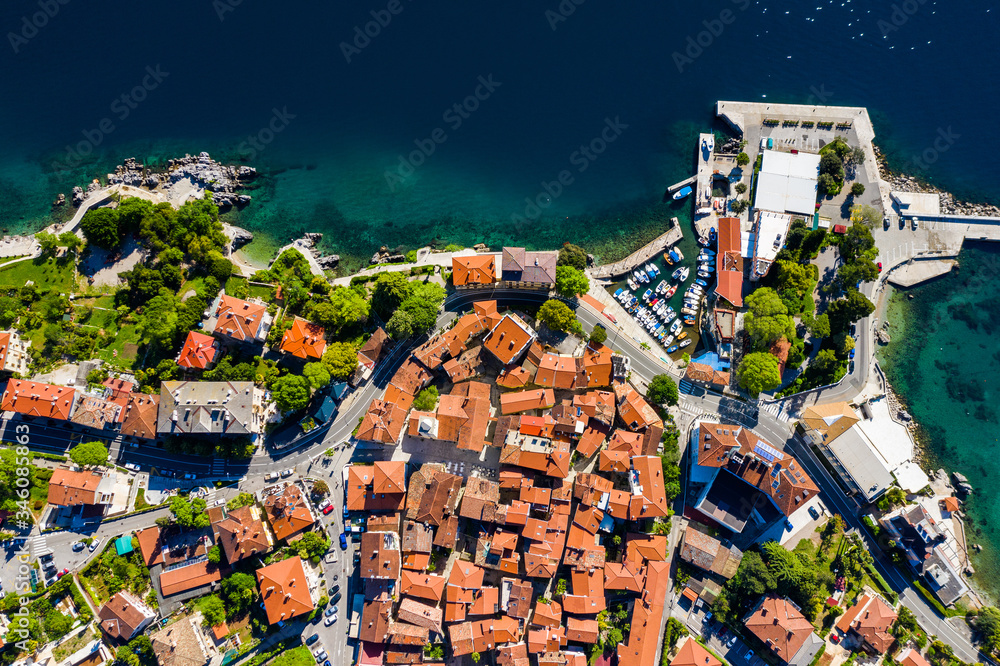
[737, 352, 782, 396]
[557, 243, 588, 270]
[69, 441, 109, 467]
[646, 374, 679, 406]
[537, 299, 581, 335]
[589, 326, 607, 344]
[743, 288, 795, 349]
[221, 572, 258, 618]
[371, 272, 413, 319]
[170, 496, 210, 529]
[80, 208, 122, 250]
[555, 266, 590, 298]
[296, 531, 330, 561]
[386, 310, 415, 340]
[413, 386, 439, 412]
[272, 374, 311, 412]
[826, 289, 874, 334]
[321, 342, 358, 380]
[302, 362, 331, 389]
[309, 287, 370, 331]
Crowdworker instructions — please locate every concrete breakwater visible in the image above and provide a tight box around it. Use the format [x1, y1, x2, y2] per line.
[589, 218, 683, 279]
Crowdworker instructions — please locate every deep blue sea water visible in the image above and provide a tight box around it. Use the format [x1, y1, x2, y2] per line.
[4, 0, 1000, 591]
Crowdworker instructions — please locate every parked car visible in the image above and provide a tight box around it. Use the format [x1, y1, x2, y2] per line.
[312, 649, 326, 659]
[877, 261, 883, 272]
[322, 505, 334, 515]
[702, 611, 713, 624]
[306, 634, 319, 646]
[339, 532, 348, 550]
[57, 568, 69, 579]
[726, 635, 737, 648]
[744, 651, 755, 661]
[89, 539, 101, 552]
[265, 472, 279, 482]
[280, 468, 294, 478]
[183, 473, 196, 480]
[912, 218, 919, 230]
[318, 498, 332, 510]
[330, 585, 340, 595]
[330, 592, 341, 604]
[71, 542, 85, 552]
[124, 463, 140, 471]
[808, 506, 821, 520]
[324, 615, 335, 626]
[849, 348, 855, 360]
[324, 607, 336, 617]
[313, 652, 327, 663]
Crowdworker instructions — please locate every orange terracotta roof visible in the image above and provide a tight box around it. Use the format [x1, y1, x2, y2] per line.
[532, 600, 562, 628]
[357, 327, 389, 370]
[400, 570, 446, 602]
[581, 342, 614, 388]
[497, 366, 532, 389]
[256, 556, 314, 624]
[617, 561, 670, 666]
[745, 595, 816, 661]
[566, 617, 599, 644]
[500, 388, 556, 415]
[215, 505, 273, 563]
[214, 295, 267, 342]
[136, 527, 165, 567]
[176, 331, 220, 370]
[452, 255, 497, 286]
[159, 561, 224, 596]
[836, 593, 897, 654]
[263, 484, 315, 542]
[599, 449, 629, 473]
[716, 217, 744, 307]
[483, 314, 536, 365]
[2, 379, 75, 420]
[615, 384, 660, 431]
[898, 648, 932, 666]
[357, 398, 410, 445]
[48, 469, 103, 506]
[685, 362, 730, 387]
[671, 637, 722, 666]
[279, 318, 327, 360]
[630, 455, 670, 520]
[535, 353, 580, 390]
[121, 393, 159, 440]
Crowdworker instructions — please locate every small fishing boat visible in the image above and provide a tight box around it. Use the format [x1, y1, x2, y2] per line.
[664, 284, 677, 298]
[697, 270, 713, 279]
[656, 281, 667, 295]
[666, 345, 679, 353]
[679, 339, 693, 348]
[646, 263, 660, 278]
[672, 185, 692, 200]
[683, 317, 696, 326]
[695, 279, 708, 288]
[697, 253, 714, 263]
[627, 278, 638, 291]
[681, 306, 697, 316]
[671, 266, 690, 282]
[649, 298, 659, 307]
[642, 288, 653, 301]
[696, 207, 713, 216]
[677, 332, 688, 340]
[709, 227, 717, 244]
[664, 335, 675, 346]
[700, 249, 716, 257]
[670, 320, 682, 335]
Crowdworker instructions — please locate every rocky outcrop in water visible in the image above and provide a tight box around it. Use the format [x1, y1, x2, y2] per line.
[104, 153, 256, 209]
[875, 145, 1000, 218]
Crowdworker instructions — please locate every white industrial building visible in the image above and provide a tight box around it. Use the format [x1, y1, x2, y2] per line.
[754, 150, 821, 216]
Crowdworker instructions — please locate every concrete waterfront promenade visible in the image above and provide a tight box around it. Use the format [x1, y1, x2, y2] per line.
[666, 174, 696, 194]
[589, 217, 683, 279]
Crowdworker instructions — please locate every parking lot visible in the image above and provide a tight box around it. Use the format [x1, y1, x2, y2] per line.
[675, 600, 767, 666]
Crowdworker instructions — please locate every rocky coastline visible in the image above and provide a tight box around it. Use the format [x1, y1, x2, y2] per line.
[874, 145, 1000, 218]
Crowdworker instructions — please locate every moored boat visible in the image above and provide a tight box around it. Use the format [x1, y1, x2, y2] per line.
[672, 185, 692, 200]
[679, 339, 693, 348]
[671, 266, 690, 282]
[666, 345, 679, 353]
[627, 278, 638, 291]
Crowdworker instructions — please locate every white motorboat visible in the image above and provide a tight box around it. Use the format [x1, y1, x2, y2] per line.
[679, 339, 693, 348]
[627, 278, 638, 291]
[671, 266, 690, 282]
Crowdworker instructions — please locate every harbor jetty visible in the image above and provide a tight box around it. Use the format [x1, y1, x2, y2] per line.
[666, 175, 696, 194]
[590, 217, 683, 280]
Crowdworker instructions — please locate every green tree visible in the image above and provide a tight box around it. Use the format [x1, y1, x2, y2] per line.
[820, 151, 844, 182]
[272, 374, 311, 412]
[471, 652, 481, 664]
[558, 243, 588, 270]
[808, 313, 831, 339]
[853, 204, 882, 230]
[839, 223, 876, 264]
[296, 531, 330, 560]
[205, 251, 234, 282]
[589, 326, 607, 345]
[80, 208, 121, 250]
[850, 182, 866, 197]
[117, 197, 154, 234]
[201, 595, 226, 627]
[413, 386, 439, 412]
[36, 232, 59, 256]
[221, 573, 258, 617]
[170, 497, 210, 529]
[321, 342, 358, 380]
[371, 272, 413, 319]
[226, 492, 256, 511]
[312, 288, 370, 331]
[837, 259, 879, 289]
[744, 288, 795, 349]
[833, 331, 855, 359]
[735, 182, 748, 195]
[555, 265, 589, 298]
[138, 290, 180, 348]
[312, 480, 330, 496]
[737, 352, 782, 396]
[826, 289, 875, 334]
[386, 310, 415, 339]
[736, 152, 750, 166]
[69, 441, 108, 467]
[537, 299, 580, 334]
[817, 173, 839, 195]
[877, 486, 907, 512]
[731, 199, 750, 215]
[646, 374, 679, 407]
[207, 545, 221, 564]
[302, 362, 331, 389]
[976, 607, 1000, 653]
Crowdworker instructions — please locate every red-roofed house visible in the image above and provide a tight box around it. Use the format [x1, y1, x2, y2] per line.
[452, 254, 498, 288]
[210, 295, 272, 344]
[745, 596, 823, 665]
[483, 314, 536, 366]
[256, 556, 316, 624]
[176, 331, 221, 370]
[279, 318, 327, 360]
[715, 217, 744, 307]
[835, 593, 897, 655]
[2, 379, 75, 420]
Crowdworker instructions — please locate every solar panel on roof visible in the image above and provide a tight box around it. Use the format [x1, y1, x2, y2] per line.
[754, 440, 783, 463]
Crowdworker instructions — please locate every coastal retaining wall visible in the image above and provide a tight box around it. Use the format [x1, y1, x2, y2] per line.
[590, 219, 682, 279]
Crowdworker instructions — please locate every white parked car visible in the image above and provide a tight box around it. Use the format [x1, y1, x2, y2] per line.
[280, 468, 294, 478]
[265, 472, 279, 482]
[124, 463, 140, 472]
[318, 498, 332, 511]
[89, 538, 101, 552]
[323, 615, 335, 626]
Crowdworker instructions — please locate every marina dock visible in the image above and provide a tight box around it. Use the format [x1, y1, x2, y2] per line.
[590, 217, 683, 280]
[694, 132, 720, 240]
[666, 175, 696, 194]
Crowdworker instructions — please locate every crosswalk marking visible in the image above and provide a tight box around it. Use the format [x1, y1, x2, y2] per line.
[30, 534, 50, 558]
[759, 402, 791, 423]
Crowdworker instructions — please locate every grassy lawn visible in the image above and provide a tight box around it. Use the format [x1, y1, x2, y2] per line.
[95, 324, 142, 365]
[53, 624, 99, 662]
[248, 284, 273, 300]
[225, 276, 250, 299]
[270, 647, 313, 666]
[0, 256, 78, 291]
[179, 276, 206, 299]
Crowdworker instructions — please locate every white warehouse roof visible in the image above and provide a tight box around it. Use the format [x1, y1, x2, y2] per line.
[754, 150, 821, 216]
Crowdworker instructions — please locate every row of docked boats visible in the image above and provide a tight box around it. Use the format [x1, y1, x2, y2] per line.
[626, 262, 661, 291]
[613, 285, 693, 352]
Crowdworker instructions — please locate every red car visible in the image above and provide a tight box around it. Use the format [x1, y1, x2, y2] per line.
[603, 312, 617, 324]
[57, 569, 69, 579]
[877, 262, 883, 272]
[322, 505, 334, 515]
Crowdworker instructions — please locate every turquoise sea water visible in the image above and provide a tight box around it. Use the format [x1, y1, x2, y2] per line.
[878, 243, 1000, 601]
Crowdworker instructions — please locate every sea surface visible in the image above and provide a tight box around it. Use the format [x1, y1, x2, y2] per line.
[878, 244, 1000, 603]
[5, 0, 1000, 588]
